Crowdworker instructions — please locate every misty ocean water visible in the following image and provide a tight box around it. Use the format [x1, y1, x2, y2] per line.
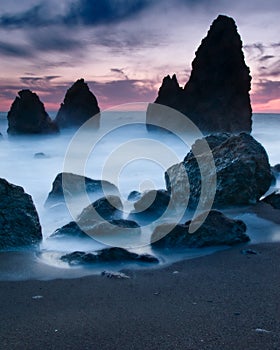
[0, 111, 280, 279]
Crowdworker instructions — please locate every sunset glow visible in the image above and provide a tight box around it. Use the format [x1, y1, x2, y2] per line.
[0, 0, 279, 113]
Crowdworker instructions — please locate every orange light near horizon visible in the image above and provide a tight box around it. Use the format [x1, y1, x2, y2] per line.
[252, 99, 280, 114]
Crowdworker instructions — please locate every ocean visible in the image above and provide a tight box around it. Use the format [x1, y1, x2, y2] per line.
[0, 110, 280, 279]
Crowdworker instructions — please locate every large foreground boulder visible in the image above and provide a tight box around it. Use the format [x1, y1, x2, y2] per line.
[166, 133, 273, 208]
[147, 15, 252, 133]
[45, 173, 119, 209]
[0, 178, 42, 250]
[55, 79, 100, 128]
[7, 90, 58, 135]
[151, 210, 248, 249]
[61, 247, 159, 265]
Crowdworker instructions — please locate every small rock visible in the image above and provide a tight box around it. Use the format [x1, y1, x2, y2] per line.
[255, 328, 271, 334]
[241, 249, 258, 255]
[101, 271, 130, 279]
[32, 295, 43, 299]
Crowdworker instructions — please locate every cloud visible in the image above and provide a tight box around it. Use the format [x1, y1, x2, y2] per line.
[0, 4, 56, 28]
[0, 0, 152, 29]
[28, 29, 84, 52]
[65, 0, 150, 26]
[89, 79, 156, 108]
[251, 80, 280, 104]
[20, 75, 61, 86]
[0, 41, 31, 58]
[259, 55, 274, 62]
[110, 68, 129, 80]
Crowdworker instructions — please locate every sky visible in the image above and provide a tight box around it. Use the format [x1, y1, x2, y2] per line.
[0, 0, 279, 113]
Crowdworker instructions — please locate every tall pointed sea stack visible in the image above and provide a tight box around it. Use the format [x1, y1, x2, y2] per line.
[7, 90, 58, 135]
[55, 79, 100, 129]
[147, 15, 252, 133]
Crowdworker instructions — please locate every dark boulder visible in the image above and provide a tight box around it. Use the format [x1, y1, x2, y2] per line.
[134, 190, 171, 215]
[34, 152, 48, 159]
[61, 247, 159, 265]
[166, 133, 273, 208]
[55, 79, 100, 128]
[7, 90, 58, 135]
[272, 164, 280, 173]
[77, 195, 123, 224]
[49, 221, 90, 240]
[45, 172, 119, 209]
[127, 190, 142, 202]
[0, 178, 42, 250]
[262, 190, 280, 209]
[148, 15, 252, 133]
[151, 210, 248, 249]
[50, 218, 141, 243]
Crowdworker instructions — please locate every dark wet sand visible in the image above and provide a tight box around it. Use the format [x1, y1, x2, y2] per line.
[0, 242, 279, 350]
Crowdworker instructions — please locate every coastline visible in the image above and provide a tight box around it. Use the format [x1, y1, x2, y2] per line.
[0, 241, 279, 349]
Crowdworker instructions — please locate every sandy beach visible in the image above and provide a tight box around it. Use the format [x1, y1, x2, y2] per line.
[0, 242, 279, 350]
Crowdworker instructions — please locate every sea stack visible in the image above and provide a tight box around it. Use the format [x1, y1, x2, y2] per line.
[7, 90, 58, 135]
[55, 79, 100, 129]
[147, 15, 252, 133]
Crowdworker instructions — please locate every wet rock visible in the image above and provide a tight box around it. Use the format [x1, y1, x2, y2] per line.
[127, 190, 142, 202]
[45, 172, 119, 209]
[49, 221, 90, 240]
[101, 271, 130, 279]
[241, 248, 258, 255]
[34, 152, 48, 159]
[0, 178, 42, 250]
[61, 247, 159, 265]
[151, 210, 248, 249]
[262, 190, 280, 209]
[7, 90, 58, 135]
[166, 133, 273, 208]
[77, 195, 123, 224]
[133, 190, 171, 217]
[55, 79, 100, 128]
[148, 15, 252, 133]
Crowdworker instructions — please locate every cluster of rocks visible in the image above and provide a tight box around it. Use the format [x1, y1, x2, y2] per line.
[1, 14, 279, 268]
[147, 15, 252, 134]
[0, 130, 278, 266]
[6, 79, 100, 135]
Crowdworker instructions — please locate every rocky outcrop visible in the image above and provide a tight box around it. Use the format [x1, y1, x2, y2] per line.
[77, 195, 123, 224]
[151, 210, 248, 249]
[262, 190, 280, 209]
[133, 190, 170, 214]
[0, 178, 42, 250]
[50, 218, 140, 241]
[45, 173, 119, 209]
[61, 247, 159, 265]
[55, 79, 100, 128]
[7, 90, 58, 135]
[165, 133, 273, 208]
[148, 15, 252, 133]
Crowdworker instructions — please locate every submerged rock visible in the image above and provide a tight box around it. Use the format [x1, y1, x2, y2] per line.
[55, 79, 100, 128]
[45, 172, 119, 209]
[151, 210, 248, 249]
[262, 190, 280, 209]
[61, 247, 159, 265]
[0, 178, 42, 250]
[7, 90, 58, 135]
[148, 15, 252, 133]
[166, 133, 273, 208]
